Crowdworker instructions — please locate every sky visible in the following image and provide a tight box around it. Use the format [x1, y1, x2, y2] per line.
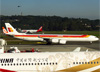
[0, 0, 100, 20]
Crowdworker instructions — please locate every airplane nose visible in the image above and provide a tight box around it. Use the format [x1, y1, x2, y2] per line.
[95, 38, 99, 41]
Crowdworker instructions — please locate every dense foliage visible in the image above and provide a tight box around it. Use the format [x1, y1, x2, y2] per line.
[0, 15, 99, 31]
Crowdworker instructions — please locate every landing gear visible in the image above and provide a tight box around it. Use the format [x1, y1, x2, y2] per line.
[46, 42, 52, 45]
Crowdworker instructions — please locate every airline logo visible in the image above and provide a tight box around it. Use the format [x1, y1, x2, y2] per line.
[0, 58, 14, 63]
[8, 27, 13, 32]
[0, 58, 15, 72]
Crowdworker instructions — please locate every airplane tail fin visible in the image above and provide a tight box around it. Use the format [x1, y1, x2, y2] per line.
[37, 26, 43, 32]
[73, 47, 81, 52]
[5, 23, 18, 34]
[2, 27, 8, 34]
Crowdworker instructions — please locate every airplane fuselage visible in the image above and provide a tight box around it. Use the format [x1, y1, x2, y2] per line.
[0, 52, 100, 72]
[13, 34, 99, 43]
[22, 30, 37, 33]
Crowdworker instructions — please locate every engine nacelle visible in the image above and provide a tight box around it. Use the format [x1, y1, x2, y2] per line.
[59, 40, 66, 44]
[51, 39, 59, 43]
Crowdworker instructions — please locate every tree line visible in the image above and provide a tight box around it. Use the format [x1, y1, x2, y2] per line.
[0, 15, 100, 31]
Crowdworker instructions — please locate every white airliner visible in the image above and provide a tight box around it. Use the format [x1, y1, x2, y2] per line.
[0, 51, 100, 72]
[2, 23, 99, 44]
[21, 26, 43, 33]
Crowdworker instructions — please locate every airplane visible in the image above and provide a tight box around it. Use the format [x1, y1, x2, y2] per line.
[2, 27, 26, 36]
[2, 23, 99, 44]
[0, 51, 100, 72]
[21, 26, 43, 33]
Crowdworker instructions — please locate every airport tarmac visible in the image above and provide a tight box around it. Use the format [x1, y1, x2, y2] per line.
[6, 41, 100, 52]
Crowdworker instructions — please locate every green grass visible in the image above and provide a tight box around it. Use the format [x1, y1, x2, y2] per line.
[0, 31, 99, 44]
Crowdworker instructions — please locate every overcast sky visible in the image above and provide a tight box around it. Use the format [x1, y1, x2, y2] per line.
[0, 0, 100, 20]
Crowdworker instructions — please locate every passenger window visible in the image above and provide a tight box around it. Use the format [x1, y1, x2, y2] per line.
[85, 62, 87, 64]
[79, 62, 81, 64]
[73, 62, 75, 64]
[8, 64, 9, 66]
[76, 62, 78, 64]
[14, 63, 15, 66]
[50, 63, 51, 65]
[56, 62, 57, 65]
[82, 62, 84, 64]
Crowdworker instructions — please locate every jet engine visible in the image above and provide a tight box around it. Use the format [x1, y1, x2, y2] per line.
[59, 40, 66, 44]
[51, 39, 59, 43]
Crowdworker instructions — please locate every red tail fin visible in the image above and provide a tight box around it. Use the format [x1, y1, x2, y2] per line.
[37, 26, 43, 32]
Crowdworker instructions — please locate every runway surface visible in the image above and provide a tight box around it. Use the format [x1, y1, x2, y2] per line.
[6, 41, 100, 52]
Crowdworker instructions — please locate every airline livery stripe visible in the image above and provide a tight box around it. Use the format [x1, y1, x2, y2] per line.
[57, 57, 100, 72]
[78, 65, 100, 72]
[92, 68, 100, 72]
[14, 35, 90, 38]
[0, 68, 16, 72]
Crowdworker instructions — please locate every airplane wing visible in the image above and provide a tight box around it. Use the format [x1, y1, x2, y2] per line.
[38, 35, 67, 44]
[73, 47, 81, 52]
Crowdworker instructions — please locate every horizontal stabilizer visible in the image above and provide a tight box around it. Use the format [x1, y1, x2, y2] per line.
[2, 27, 8, 34]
